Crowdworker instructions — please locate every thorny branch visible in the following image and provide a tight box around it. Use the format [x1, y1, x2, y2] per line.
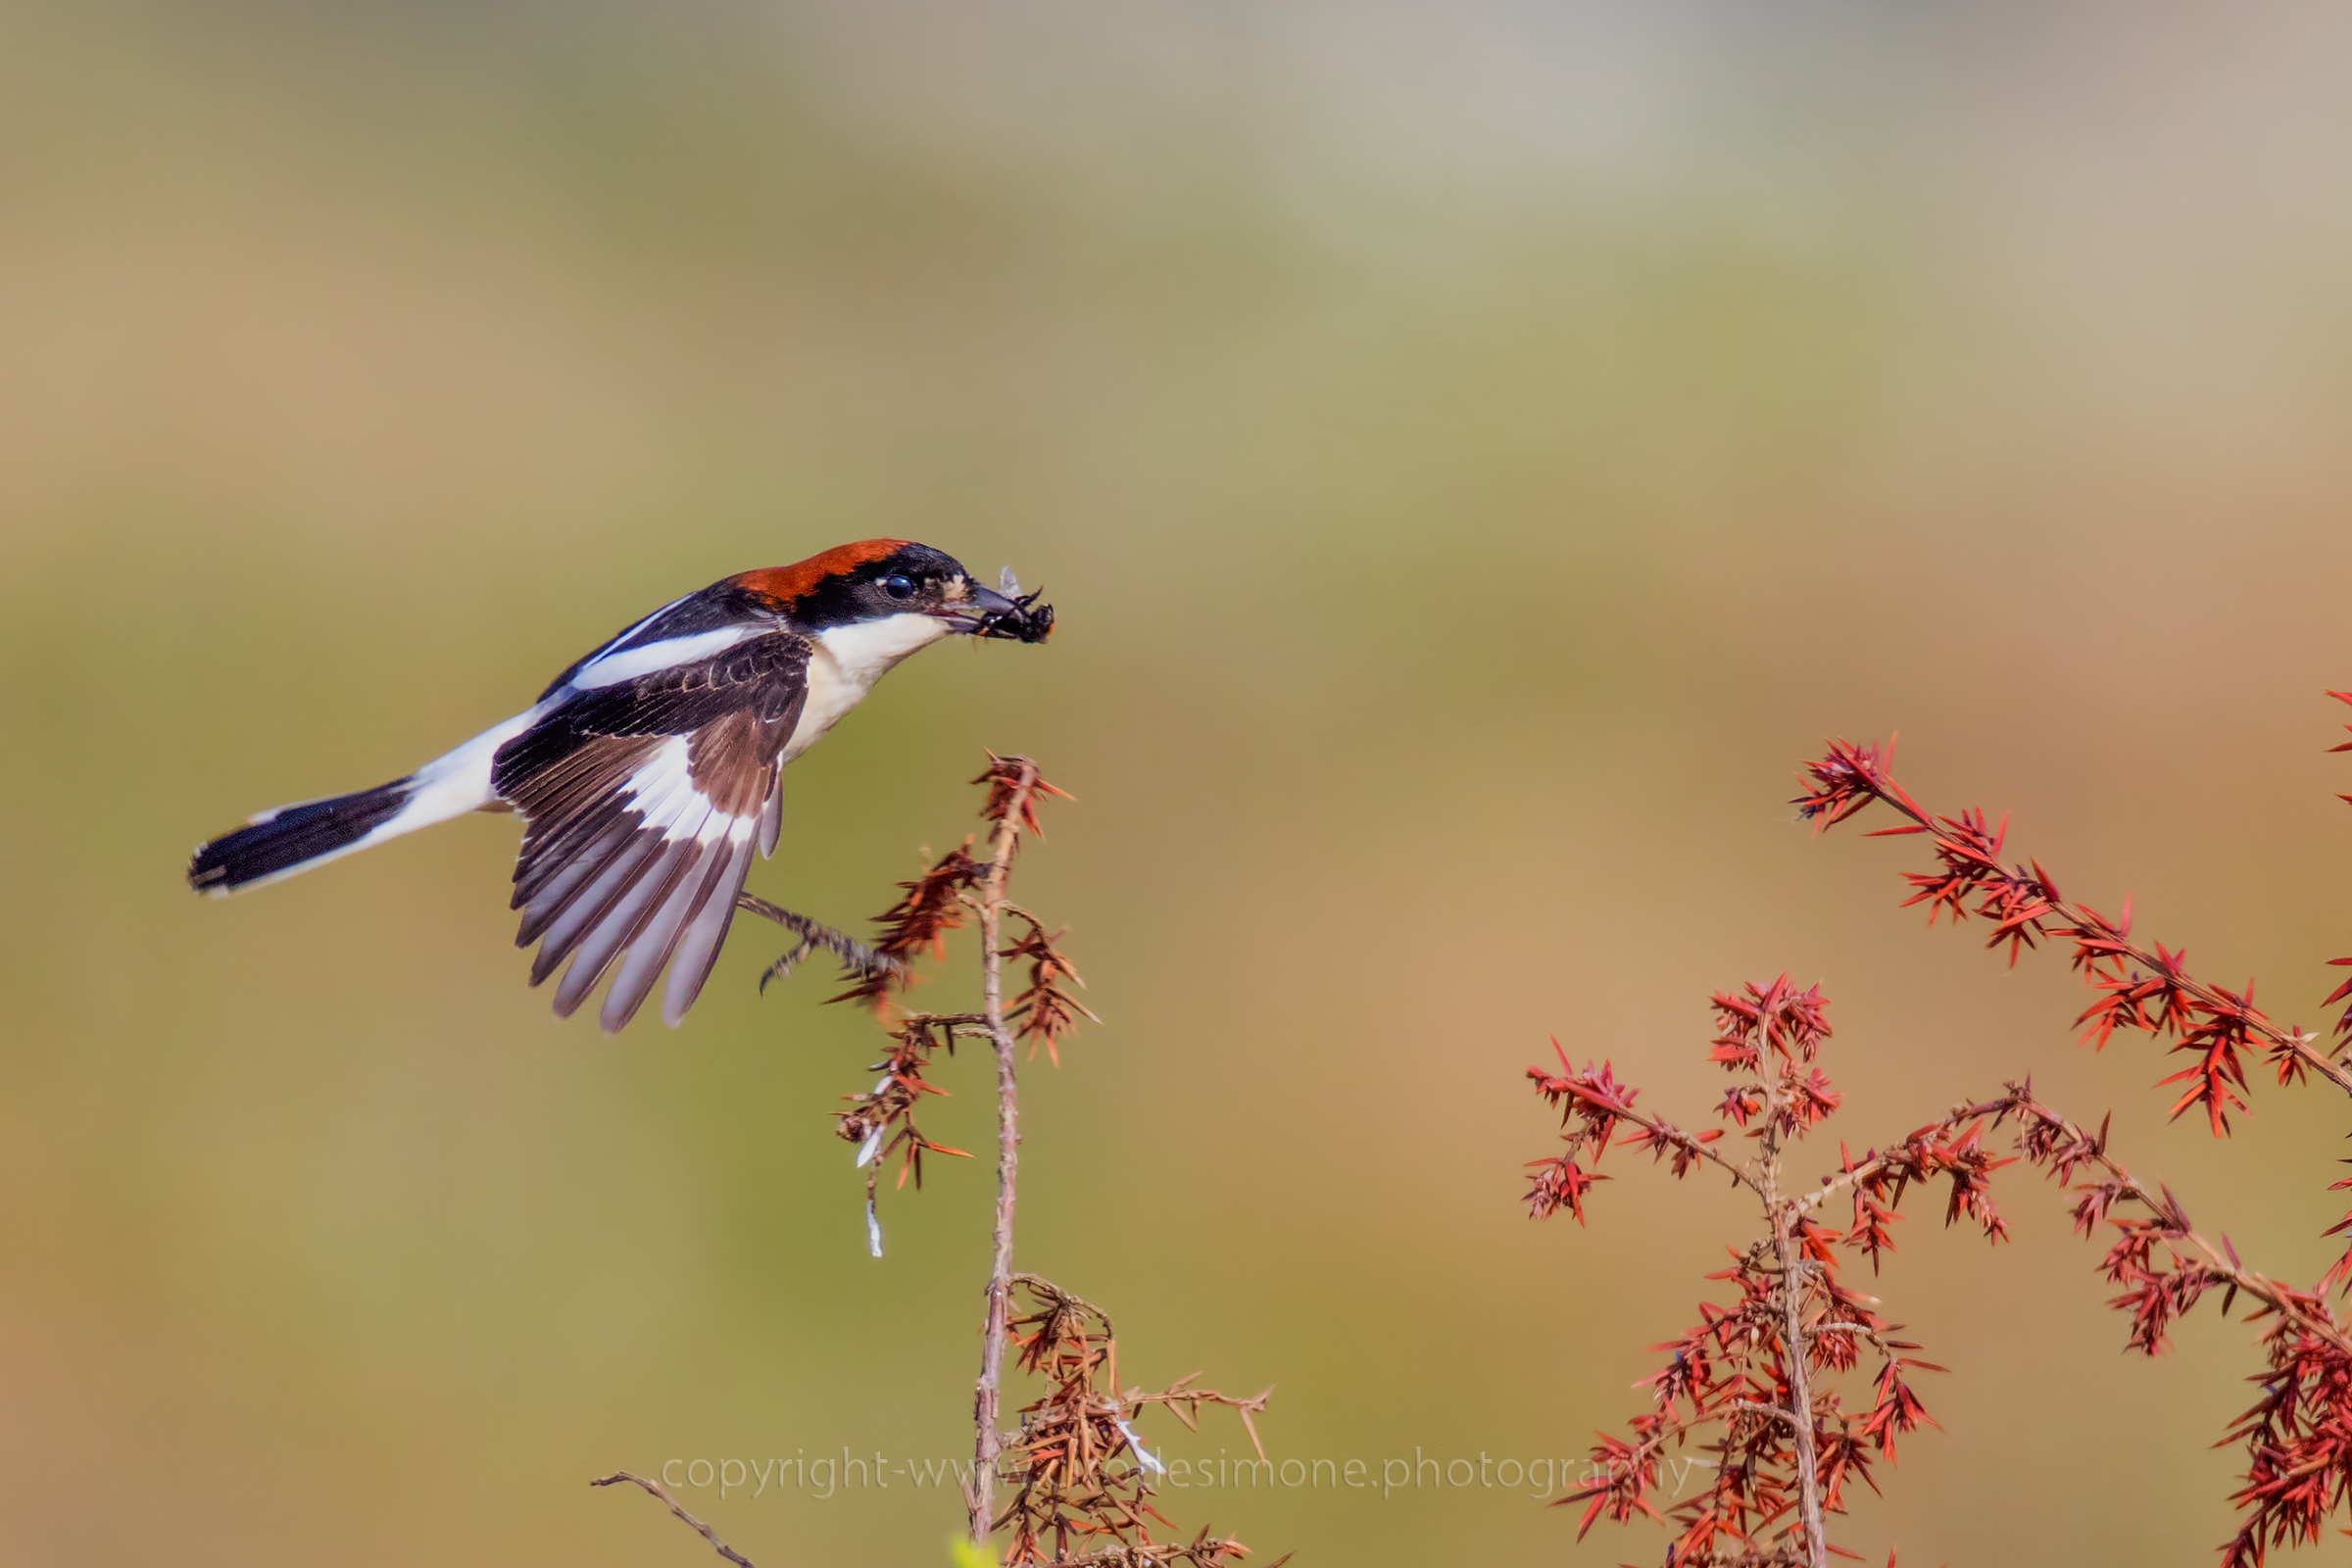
[792, 757, 1263, 1564]
[1979, 1087, 2352, 1359]
[1527, 1041, 1755, 1201]
[591, 1471, 758, 1568]
[971, 754, 1043, 1546]
[837, 1011, 983, 1202]
[733, 755, 1271, 1565]
[1906, 1083, 2352, 1565]
[1532, 978, 1879, 1568]
[1757, 1069, 1829, 1568]
[1531, 980, 2352, 1565]
[1782, 710, 2352, 1561]
[1792, 734, 2352, 1127]
[994, 1275, 1282, 1568]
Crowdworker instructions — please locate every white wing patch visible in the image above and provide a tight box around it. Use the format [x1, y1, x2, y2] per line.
[614, 737, 697, 831]
[503, 606, 948, 1033]
[571, 625, 760, 690]
[525, 733, 771, 1031]
[585, 593, 687, 663]
[602, 738, 758, 846]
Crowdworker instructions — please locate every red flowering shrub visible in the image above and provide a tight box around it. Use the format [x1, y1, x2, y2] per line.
[1523, 695, 2352, 1566]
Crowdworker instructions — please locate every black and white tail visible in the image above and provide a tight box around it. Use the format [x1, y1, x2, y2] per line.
[187, 779, 419, 895]
[187, 708, 545, 898]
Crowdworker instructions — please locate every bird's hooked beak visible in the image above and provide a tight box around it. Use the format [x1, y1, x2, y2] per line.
[938, 568, 1054, 643]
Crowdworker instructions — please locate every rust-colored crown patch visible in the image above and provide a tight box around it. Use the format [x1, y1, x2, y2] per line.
[730, 539, 910, 607]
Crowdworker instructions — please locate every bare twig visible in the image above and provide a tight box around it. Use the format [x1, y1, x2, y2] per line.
[1125, 1381, 1277, 1466]
[591, 1471, 758, 1568]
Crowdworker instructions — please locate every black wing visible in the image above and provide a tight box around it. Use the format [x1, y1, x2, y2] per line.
[491, 630, 808, 1031]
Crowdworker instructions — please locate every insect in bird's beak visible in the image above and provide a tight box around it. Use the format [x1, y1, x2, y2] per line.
[944, 565, 1054, 642]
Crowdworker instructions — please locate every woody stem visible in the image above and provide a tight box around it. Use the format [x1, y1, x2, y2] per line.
[1757, 1069, 1828, 1568]
[967, 760, 1038, 1547]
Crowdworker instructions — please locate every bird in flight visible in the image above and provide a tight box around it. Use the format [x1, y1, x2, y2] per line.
[189, 539, 1053, 1032]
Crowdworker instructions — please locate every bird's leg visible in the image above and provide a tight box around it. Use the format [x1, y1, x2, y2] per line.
[735, 893, 900, 992]
[757, 935, 818, 993]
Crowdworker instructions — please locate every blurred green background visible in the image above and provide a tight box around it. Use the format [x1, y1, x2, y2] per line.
[5, 2, 2352, 1562]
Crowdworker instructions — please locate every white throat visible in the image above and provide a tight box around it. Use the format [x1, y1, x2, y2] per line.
[786, 612, 954, 761]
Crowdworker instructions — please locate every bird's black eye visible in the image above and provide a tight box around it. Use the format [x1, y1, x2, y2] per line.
[880, 574, 915, 601]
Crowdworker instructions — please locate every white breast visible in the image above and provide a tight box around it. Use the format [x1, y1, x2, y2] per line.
[783, 612, 953, 762]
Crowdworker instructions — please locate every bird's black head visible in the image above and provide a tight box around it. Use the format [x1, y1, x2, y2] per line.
[736, 540, 1052, 641]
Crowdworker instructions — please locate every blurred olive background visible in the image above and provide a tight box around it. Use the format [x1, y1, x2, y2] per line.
[5, 2, 2352, 1563]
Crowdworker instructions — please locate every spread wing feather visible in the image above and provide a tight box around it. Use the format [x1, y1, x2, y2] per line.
[491, 630, 809, 1031]
[662, 834, 755, 1025]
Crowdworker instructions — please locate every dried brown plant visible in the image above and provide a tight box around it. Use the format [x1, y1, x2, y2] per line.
[993, 1275, 1281, 1568]
[853, 758, 1271, 1565]
[603, 755, 1277, 1568]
